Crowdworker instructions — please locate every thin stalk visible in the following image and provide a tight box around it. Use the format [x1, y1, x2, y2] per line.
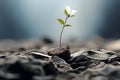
[59, 17, 68, 48]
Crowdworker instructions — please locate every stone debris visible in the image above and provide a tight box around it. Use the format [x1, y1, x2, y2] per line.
[0, 40, 119, 80]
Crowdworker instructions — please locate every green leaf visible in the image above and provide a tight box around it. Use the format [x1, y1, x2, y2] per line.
[64, 9, 69, 16]
[65, 24, 71, 27]
[57, 18, 65, 25]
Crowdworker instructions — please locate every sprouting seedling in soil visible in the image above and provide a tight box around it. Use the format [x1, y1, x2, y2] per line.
[57, 5, 77, 48]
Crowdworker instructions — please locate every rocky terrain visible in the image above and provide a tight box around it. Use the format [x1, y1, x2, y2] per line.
[0, 39, 120, 80]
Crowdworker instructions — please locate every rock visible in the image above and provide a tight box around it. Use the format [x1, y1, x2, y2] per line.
[17, 47, 27, 52]
[71, 50, 87, 58]
[81, 64, 120, 80]
[86, 50, 110, 61]
[0, 55, 6, 58]
[70, 55, 92, 63]
[30, 59, 50, 65]
[71, 49, 117, 62]
[108, 55, 120, 63]
[52, 56, 72, 73]
[89, 62, 105, 69]
[69, 55, 94, 69]
[43, 62, 58, 75]
[111, 61, 120, 66]
[6, 61, 35, 79]
[48, 46, 71, 62]
[31, 52, 51, 59]
[0, 40, 120, 80]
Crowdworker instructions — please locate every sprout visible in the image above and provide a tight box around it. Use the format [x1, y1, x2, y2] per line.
[64, 5, 77, 17]
[57, 5, 77, 48]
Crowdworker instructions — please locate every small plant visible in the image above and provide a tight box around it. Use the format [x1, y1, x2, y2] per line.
[57, 5, 77, 48]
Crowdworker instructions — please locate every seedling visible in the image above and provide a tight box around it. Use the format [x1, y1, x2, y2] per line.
[57, 5, 77, 48]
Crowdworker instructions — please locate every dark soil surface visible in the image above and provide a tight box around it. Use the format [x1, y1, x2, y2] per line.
[0, 39, 120, 80]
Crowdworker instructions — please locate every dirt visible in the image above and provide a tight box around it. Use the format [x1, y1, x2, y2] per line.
[0, 39, 120, 80]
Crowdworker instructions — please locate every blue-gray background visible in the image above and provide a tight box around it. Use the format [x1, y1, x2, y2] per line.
[0, 0, 120, 41]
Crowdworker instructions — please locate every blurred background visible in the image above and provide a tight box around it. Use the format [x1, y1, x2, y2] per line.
[0, 0, 120, 42]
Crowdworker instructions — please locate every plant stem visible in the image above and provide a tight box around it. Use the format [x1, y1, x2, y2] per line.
[59, 17, 68, 48]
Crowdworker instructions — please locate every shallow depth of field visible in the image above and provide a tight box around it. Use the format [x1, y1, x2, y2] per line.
[0, 0, 120, 80]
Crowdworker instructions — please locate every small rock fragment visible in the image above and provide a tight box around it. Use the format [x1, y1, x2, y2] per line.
[43, 62, 58, 75]
[48, 46, 71, 62]
[17, 47, 26, 52]
[71, 50, 87, 57]
[69, 55, 93, 69]
[52, 56, 72, 73]
[31, 52, 51, 59]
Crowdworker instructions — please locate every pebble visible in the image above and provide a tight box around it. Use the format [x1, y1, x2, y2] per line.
[31, 52, 51, 59]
